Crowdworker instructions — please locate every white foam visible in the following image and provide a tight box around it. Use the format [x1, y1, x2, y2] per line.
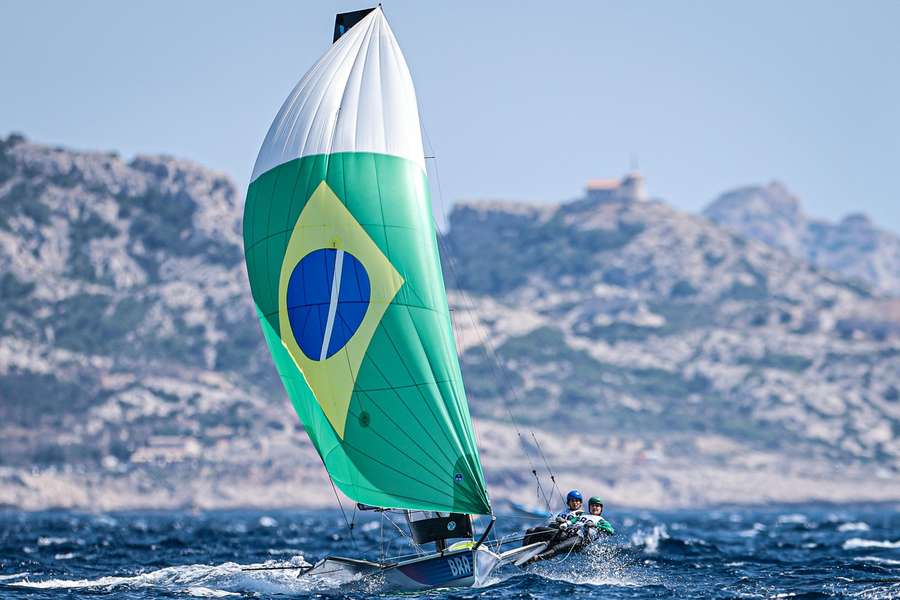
[847, 581, 900, 599]
[258, 516, 278, 528]
[37, 536, 69, 546]
[776, 514, 808, 525]
[0, 573, 28, 582]
[838, 522, 871, 532]
[10, 575, 132, 590]
[8, 560, 321, 596]
[185, 586, 240, 598]
[843, 538, 900, 550]
[527, 544, 660, 589]
[738, 522, 766, 538]
[630, 525, 669, 554]
[854, 556, 900, 566]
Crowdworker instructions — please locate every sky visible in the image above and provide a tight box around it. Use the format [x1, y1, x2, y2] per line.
[2, 1, 899, 232]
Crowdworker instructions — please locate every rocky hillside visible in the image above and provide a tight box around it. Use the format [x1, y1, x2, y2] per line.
[1, 135, 898, 510]
[445, 194, 900, 465]
[704, 182, 900, 296]
[0, 134, 329, 509]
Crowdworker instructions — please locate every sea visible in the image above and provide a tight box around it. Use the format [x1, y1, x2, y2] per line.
[1, 504, 898, 599]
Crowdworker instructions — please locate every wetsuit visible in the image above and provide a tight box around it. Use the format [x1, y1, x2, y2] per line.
[570, 513, 615, 540]
[522, 509, 585, 548]
[549, 509, 584, 524]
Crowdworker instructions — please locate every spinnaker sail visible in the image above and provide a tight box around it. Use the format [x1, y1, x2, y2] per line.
[243, 7, 490, 516]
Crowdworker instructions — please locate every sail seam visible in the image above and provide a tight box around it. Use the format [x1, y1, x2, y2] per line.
[375, 324, 459, 466]
[331, 437, 482, 509]
[356, 388, 454, 474]
[347, 405, 456, 487]
[357, 348, 455, 466]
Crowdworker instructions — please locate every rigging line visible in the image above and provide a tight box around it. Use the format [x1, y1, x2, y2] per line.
[532, 431, 565, 506]
[380, 510, 385, 563]
[328, 476, 359, 552]
[435, 258, 553, 509]
[384, 512, 424, 556]
[433, 225, 553, 512]
[420, 120, 554, 513]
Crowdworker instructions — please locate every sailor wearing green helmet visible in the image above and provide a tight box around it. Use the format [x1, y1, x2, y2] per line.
[577, 496, 615, 537]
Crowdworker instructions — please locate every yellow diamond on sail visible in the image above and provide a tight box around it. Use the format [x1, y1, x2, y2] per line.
[278, 181, 404, 438]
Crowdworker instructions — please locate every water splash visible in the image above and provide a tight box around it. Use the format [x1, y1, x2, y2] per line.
[8, 559, 324, 596]
[630, 524, 669, 554]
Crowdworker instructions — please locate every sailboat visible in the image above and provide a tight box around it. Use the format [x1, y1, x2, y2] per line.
[242, 6, 543, 590]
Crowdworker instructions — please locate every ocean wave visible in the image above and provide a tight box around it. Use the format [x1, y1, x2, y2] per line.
[0, 573, 28, 582]
[37, 536, 69, 546]
[186, 586, 240, 597]
[258, 516, 278, 528]
[522, 544, 660, 590]
[776, 514, 809, 525]
[854, 556, 900, 566]
[7, 559, 318, 595]
[843, 538, 900, 550]
[738, 522, 766, 538]
[838, 522, 871, 532]
[266, 548, 304, 556]
[630, 525, 669, 554]
[847, 581, 900, 599]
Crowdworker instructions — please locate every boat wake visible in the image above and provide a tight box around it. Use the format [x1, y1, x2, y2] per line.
[476, 541, 662, 593]
[4, 544, 657, 597]
[2, 557, 384, 597]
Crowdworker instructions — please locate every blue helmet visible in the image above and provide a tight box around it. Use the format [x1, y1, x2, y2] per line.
[566, 489, 583, 504]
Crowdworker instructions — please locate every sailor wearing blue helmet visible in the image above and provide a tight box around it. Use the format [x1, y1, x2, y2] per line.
[549, 489, 584, 524]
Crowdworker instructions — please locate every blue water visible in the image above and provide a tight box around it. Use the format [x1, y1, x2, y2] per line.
[1, 505, 899, 598]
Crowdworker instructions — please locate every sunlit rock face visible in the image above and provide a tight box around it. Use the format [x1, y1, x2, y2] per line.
[704, 181, 900, 296]
[0, 135, 898, 510]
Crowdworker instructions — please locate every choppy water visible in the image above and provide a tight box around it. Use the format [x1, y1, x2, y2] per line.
[1, 505, 899, 598]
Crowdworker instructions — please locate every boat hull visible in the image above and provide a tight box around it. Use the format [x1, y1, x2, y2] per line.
[383, 547, 498, 590]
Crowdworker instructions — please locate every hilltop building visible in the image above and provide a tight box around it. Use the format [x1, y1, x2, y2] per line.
[586, 171, 646, 203]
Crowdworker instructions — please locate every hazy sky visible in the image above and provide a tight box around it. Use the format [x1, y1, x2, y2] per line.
[3, 1, 899, 232]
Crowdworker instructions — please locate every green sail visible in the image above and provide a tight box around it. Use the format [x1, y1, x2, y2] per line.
[242, 9, 490, 516]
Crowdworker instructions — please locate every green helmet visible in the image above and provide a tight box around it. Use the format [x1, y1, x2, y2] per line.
[588, 496, 604, 507]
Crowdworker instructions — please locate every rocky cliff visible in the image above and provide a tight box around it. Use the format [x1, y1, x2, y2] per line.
[1, 135, 898, 510]
[704, 182, 900, 296]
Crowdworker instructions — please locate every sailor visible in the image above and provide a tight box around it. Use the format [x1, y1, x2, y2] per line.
[551, 489, 584, 523]
[576, 496, 615, 538]
[522, 489, 584, 547]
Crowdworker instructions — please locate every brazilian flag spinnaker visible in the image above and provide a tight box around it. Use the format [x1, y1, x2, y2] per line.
[243, 8, 491, 515]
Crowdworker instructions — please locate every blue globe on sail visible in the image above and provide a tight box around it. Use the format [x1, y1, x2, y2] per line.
[286, 248, 371, 361]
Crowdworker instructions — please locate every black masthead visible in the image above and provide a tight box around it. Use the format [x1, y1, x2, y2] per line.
[333, 7, 377, 43]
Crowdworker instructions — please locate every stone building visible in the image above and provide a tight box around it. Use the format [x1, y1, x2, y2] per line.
[585, 171, 646, 203]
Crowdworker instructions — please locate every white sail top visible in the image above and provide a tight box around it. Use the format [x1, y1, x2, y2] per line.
[250, 7, 425, 183]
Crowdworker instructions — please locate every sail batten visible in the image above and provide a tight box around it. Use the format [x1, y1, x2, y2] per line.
[243, 8, 491, 515]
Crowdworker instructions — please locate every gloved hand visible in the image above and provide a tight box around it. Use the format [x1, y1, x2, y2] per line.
[598, 520, 615, 535]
